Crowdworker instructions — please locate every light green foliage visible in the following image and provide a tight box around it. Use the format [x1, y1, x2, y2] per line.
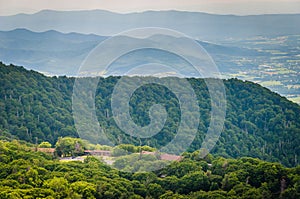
[0, 140, 299, 198]
[44, 177, 69, 198]
[55, 137, 85, 157]
[111, 144, 155, 157]
[38, 141, 52, 148]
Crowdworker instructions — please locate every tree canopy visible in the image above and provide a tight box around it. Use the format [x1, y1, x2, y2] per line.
[0, 62, 299, 167]
[0, 139, 299, 198]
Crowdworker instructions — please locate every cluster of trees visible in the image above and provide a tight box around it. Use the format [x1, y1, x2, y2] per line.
[0, 139, 299, 198]
[111, 144, 155, 157]
[55, 137, 86, 157]
[0, 63, 76, 144]
[0, 62, 299, 167]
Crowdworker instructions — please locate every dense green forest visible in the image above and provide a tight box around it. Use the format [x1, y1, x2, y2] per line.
[0, 62, 300, 167]
[0, 139, 300, 198]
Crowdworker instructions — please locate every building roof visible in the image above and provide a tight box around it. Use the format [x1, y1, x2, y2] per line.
[160, 153, 183, 161]
[37, 148, 55, 153]
[141, 151, 182, 161]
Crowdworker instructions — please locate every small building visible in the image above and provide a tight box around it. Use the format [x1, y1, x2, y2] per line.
[36, 148, 56, 156]
[141, 151, 182, 161]
[160, 153, 183, 161]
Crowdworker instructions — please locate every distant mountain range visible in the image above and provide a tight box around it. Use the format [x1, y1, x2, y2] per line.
[0, 28, 264, 76]
[0, 29, 105, 75]
[0, 10, 300, 41]
[0, 10, 299, 102]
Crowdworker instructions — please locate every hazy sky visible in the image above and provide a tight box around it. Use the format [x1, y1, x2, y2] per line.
[1, 0, 300, 16]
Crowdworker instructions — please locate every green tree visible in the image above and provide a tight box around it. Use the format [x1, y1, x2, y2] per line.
[43, 177, 69, 199]
[221, 173, 239, 191]
[55, 137, 84, 157]
[38, 141, 52, 148]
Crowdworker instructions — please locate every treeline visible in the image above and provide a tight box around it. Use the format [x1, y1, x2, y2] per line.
[0, 62, 299, 167]
[37, 136, 155, 158]
[0, 140, 299, 198]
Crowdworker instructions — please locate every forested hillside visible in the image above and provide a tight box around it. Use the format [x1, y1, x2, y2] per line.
[0, 140, 299, 198]
[0, 62, 299, 167]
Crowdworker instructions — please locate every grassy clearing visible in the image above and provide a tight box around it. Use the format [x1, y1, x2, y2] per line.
[260, 81, 283, 87]
[288, 96, 300, 104]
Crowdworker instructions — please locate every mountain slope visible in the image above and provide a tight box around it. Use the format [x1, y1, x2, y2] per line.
[0, 62, 299, 167]
[0, 29, 265, 76]
[1, 10, 300, 41]
[0, 29, 106, 75]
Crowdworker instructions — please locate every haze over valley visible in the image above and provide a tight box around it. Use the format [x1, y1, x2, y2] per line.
[0, 10, 299, 103]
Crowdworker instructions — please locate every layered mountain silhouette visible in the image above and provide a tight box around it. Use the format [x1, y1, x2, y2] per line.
[0, 29, 265, 76]
[0, 10, 299, 41]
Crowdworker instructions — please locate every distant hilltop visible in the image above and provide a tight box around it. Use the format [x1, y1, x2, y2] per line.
[0, 9, 300, 41]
